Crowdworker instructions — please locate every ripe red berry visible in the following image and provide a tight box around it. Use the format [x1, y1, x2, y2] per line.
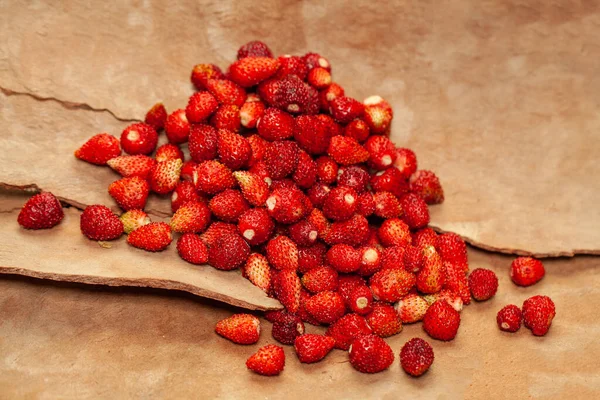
[120, 123, 158, 155]
[237, 41, 273, 59]
[144, 103, 167, 131]
[80, 205, 123, 241]
[246, 344, 285, 376]
[294, 334, 335, 364]
[423, 300, 461, 341]
[326, 313, 372, 350]
[75, 133, 121, 165]
[177, 233, 208, 265]
[18, 192, 64, 230]
[348, 334, 394, 374]
[468, 268, 499, 301]
[400, 338, 434, 377]
[510, 257, 545, 287]
[522, 295, 556, 336]
[496, 304, 522, 332]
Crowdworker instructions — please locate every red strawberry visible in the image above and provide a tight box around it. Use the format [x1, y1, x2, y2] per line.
[240, 100, 265, 129]
[364, 136, 396, 170]
[303, 52, 331, 71]
[302, 266, 338, 293]
[191, 63, 224, 90]
[378, 218, 411, 247]
[417, 245, 445, 294]
[262, 75, 316, 114]
[315, 156, 339, 184]
[319, 82, 344, 110]
[410, 170, 444, 204]
[396, 293, 430, 323]
[163, 109, 190, 144]
[229, 57, 280, 87]
[194, 160, 236, 195]
[237, 208, 274, 246]
[357, 245, 382, 276]
[337, 275, 367, 306]
[256, 108, 296, 141]
[266, 235, 298, 271]
[348, 285, 373, 315]
[356, 192, 375, 217]
[170, 201, 211, 233]
[75, 133, 120, 165]
[107, 155, 156, 179]
[188, 124, 218, 163]
[294, 334, 335, 363]
[242, 253, 271, 292]
[373, 191, 402, 219]
[329, 96, 364, 124]
[288, 219, 318, 247]
[215, 313, 260, 345]
[324, 214, 370, 247]
[210, 104, 241, 132]
[400, 193, 430, 229]
[17, 192, 64, 230]
[412, 227, 438, 249]
[180, 160, 198, 181]
[231, 171, 268, 207]
[246, 344, 285, 376]
[216, 129, 250, 170]
[247, 133, 267, 166]
[272, 313, 305, 345]
[306, 208, 331, 238]
[207, 232, 250, 270]
[298, 243, 326, 274]
[177, 233, 208, 265]
[185, 91, 218, 123]
[468, 268, 498, 301]
[144, 103, 167, 131]
[510, 257, 545, 287]
[205, 79, 246, 107]
[155, 143, 184, 163]
[307, 67, 331, 89]
[344, 118, 370, 143]
[108, 176, 149, 211]
[444, 262, 471, 305]
[423, 300, 461, 341]
[366, 302, 402, 338]
[436, 232, 469, 273]
[337, 166, 370, 193]
[266, 187, 308, 224]
[149, 159, 182, 194]
[80, 205, 123, 241]
[293, 150, 317, 189]
[369, 268, 416, 302]
[237, 41, 273, 59]
[209, 189, 249, 223]
[362, 96, 393, 134]
[522, 295, 556, 336]
[120, 209, 150, 234]
[326, 244, 361, 273]
[121, 123, 158, 155]
[380, 245, 406, 271]
[327, 136, 369, 165]
[496, 304, 523, 333]
[394, 148, 418, 179]
[264, 140, 299, 179]
[370, 167, 409, 198]
[400, 338, 434, 377]
[422, 289, 463, 312]
[326, 313, 372, 350]
[200, 222, 238, 248]
[348, 335, 394, 374]
[323, 186, 357, 221]
[171, 181, 202, 213]
[403, 245, 425, 273]
[273, 269, 301, 313]
[305, 291, 345, 325]
[127, 222, 172, 252]
[274, 55, 309, 80]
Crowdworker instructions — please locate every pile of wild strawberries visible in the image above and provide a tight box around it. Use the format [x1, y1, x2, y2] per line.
[16, 40, 556, 376]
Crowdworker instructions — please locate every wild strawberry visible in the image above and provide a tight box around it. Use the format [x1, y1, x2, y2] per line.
[270, 179, 297, 192]
[343, 118, 370, 143]
[260, 75, 316, 114]
[422, 289, 463, 312]
[208, 189, 249, 223]
[200, 222, 237, 248]
[176, 233, 208, 265]
[216, 129, 250, 170]
[298, 243, 326, 274]
[326, 244, 361, 273]
[423, 300, 461, 341]
[316, 156, 339, 184]
[522, 295, 556, 336]
[373, 191, 402, 219]
[180, 160, 198, 182]
[410, 170, 444, 205]
[107, 155, 156, 179]
[444, 262, 471, 305]
[370, 167, 409, 198]
[266, 235, 298, 271]
[400, 338, 434, 377]
[185, 91, 218, 123]
[163, 109, 190, 144]
[215, 313, 260, 345]
[396, 293, 430, 323]
[127, 222, 172, 252]
[288, 219, 318, 247]
[155, 144, 184, 163]
[264, 140, 299, 179]
[80, 205, 122, 241]
[319, 82, 344, 110]
[240, 100, 265, 129]
[338, 166, 370, 193]
[291, 151, 317, 189]
[366, 303, 402, 338]
[403, 245, 424, 273]
[294, 334, 335, 363]
[302, 266, 338, 294]
[191, 63, 224, 90]
[357, 245, 382, 276]
[246, 344, 285, 376]
[242, 253, 271, 292]
[510, 257, 545, 287]
[326, 313, 372, 350]
[348, 285, 373, 315]
[272, 313, 305, 345]
[149, 159, 182, 194]
[369, 268, 415, 303]
[75, 133, 121, 165]
[266, 187, 307, 224]
[228, 173, 267, 208]
[329, 96, 363, 124]
[274, 55, 309, 80]
[417, 245, 445, 294]
[207, 232, 250, 270]
[468, 268, 498, 301]
[205, 79, 246, 107]
[323, 186, 357, 221]
[349, 334, 394, 374]
[229, 56, 280, 87]
[362, 96, 393, 134]
[210, 104, 241, 132]
[108, 176, 149, 211]
[378, 218, 411, 247]
[273, 269, 301, 313]
[496, 304, 523, 332]
[17, 192, 63, 230]
[400, 193, 430, 229]
[327, 136, 369, 165]
[380, 246, 406, 271]
[188, 124, 218, 163]
[436, 232, 469, 273]
[395, 148, 418, 178]
[364, 136, 396, 170]
[237, 208, 274, 246]
[119, 209, 150, 234]
[305, 291, 345, 324]
[144, 103, 167, 131]
[237, 41, 273, 59]
[307, 67, 331, 89]
[303, 52, 331, 71]
[324, 214, 370, 247]
[170, 200, 211, 233]
[413, 227, 438, 248]
[306, 208, 331, 238]
[194, 160, 235, 195]
[355, 192, 375, 217]
[337, 275, 367, 304]
[247, 134, 267, 166]
[171, 181, 201, 213]
[256, 108, 295, 141]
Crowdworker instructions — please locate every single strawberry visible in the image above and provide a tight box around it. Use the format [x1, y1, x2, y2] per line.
[306, 208, 331, 238]
[207, 189, 248, 223]
[373, 191, 403, 219]
[496, 304, 523, 332]
[274, 55, 309, 80]
[127, 222, 172, 252]
[380, 245, 406, 271]
[324, 214, 370, 247]
[215, 313, 260, 345]
[510, 257, 545, 287]
[144, 103, 167, 131]
[369, 268, 416, 303]
[247, 133, 267, 166]
[75, 133, 121, 165]
[422, 289, 463, 312]
[323, 186, 358, 221]
[315, 156, 338, 184]
[344, 118, 370, 143]
[337, 165, 370, 193]
[149, 159, 182, 195]
[188, 124, 218, 163]
[256, 108, 295, 141]
[177, 233, 209, 265]
[108, 176, 149, 211]
[185, 91, 219, 123]
[522, 295, 556, 336]
[305, 291, 345, 325]
[294, 334, 336, 363]
[394, 148, 418, 179]
[357, 245, 382, 276]
[266, 235, 298, 271]
[163, 108, 190, 144]
[298, 243, 326, 274]
[230, 171, 268, 207]
[210, 104, 241, 132]
[293, 150, 317, 189]
[215, 129, 250, 170]
[272, 313, 305, 345]
[171, 181, 202, 213]
[319, 82, 344, 110]
[348, 285, 373, 315]
[329, 96, 364, 124]
[326, 244, 361, 273]
[237, 41, 273, 59]
[400, 338, 434, 377]
[348, 334, 394, 374]
[17, 192, 64, 230]
[303, 52, 331, 71]
[107, 155, 156, 179]
[194, 160, 236, 195]
[378, 218, 411, 247]
[417, 245, 445, 294]
[246, 344, 285, 376]
[327, 136, 369, 165]
[423, 300, 461, 341]
[240, 100, 265, 129]
[468, 268, 498, 301]
[261, 75, 316, 114]
[191, 63, 224, 90]
[370, 167, 409, 198]
[205, 79, 246, 107]
[307, 67, 331, 89]
[155, 143, 184, 163]
[337, 275, 367, 307]
[396, 293, 430, 323]
[121, 123, 158, 155]
[326, 313, 372, 350]
[297, 288, 320, 325]
[400, 193, 430, 229]
[272, 269, 302, 313]
[444, 262, 471, 305]
[412, 227, 438, 249]
[264, 140, 299, 179]
[266, 187, 308, 224]
[237, 208, 274, 246]
[362, 96, 393, 134]
[80, 205, 123, 241]
[242, 253, 272, 292]
[120, 209, 150, 234]
[364, 136, 396, 170]
[403, 245, 425, 273]
[366, 303, 402, 338]
[288, 219, 318, 247]
[410, 170, 444, 205]
[170, 201, 211, 233]
[302, 266, 338, 293]
[208, 232, 250, 270]
[229, 56, 280, 87]
[200, 222, 238, 248]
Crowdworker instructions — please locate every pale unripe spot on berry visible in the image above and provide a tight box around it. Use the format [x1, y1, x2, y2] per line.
[296, 323, 305, 335]
[356, 297, 369, 309]
[171, 192, 178, 202]
[318, 58, 329, 68]
[323, 186, 331, 193]
[179, 113, 188, 123]
[240, 111, 251, 127]
[126, 130, 139, 141]
[344, 194, 355, 205]
[266, 196, 277, 210]
[309, 231, 318, 241]
[287, 104, 300, 113]
[364, 95, 383, 106]
[363, 248, 378, 263]
[381, 155, 392, 166]
[264, 177, 272, 186]
[375, 170, 384, 177]
[501, 322, 510, 330]
[326, 92, 336, 102]
[243, 229, 255, 240]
